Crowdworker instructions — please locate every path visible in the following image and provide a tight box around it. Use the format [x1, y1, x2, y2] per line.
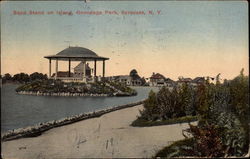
[2, 105, 192, 158]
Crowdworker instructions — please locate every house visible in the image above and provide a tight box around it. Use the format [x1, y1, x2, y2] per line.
[149, 72, 175, 87]
[177, 77, 192, 86]
[129, 69, 144, 86]
[106, 69, 145, 86]
[51, 62, 93, 79]
[74, 62, 92, 78]
[118, 75, 132, 85]
[191, 77, 205, 86]
[164, 78, 175, 87]
[105, 75, 131, 85]
[149, 73, 165, 86]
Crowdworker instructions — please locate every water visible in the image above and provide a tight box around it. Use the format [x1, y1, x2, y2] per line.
[1, 84, 159, 132]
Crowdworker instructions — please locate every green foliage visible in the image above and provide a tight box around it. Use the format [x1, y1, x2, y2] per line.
[3, 73, 12, 80]
[2, 72, 48, 84]
[155, 138, 195, 158]
[30, 72, 48, 81]
[214, 112, 248, 156]
[140, 90, 158, 121]
[154, 69, 249, 157]
[13, 73, 30, 83]
[131, 115, 197, 127]
[184, 124, 226, 157]
[196, 70, 249, 156]
[179, 83, 195, 116]
[139, 84, 197, 122]
[15, 80, 137, 96]
[1, 73, 12, 83]
[229, 68, 249, 120]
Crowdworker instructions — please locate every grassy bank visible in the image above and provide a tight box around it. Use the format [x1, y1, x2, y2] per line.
[131, 115, 197, 127]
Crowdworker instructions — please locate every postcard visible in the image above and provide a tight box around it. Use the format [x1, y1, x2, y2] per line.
[1, 0, 249, 158]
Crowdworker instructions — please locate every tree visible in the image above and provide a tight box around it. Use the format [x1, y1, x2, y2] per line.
[179, 83, 193, 116]
[13, 73, 30, 83]
[229, 68, 249, 118]
[216, 73, 221, 85]
[3, 73, 12, 80]
[129, 69, 138, 77]
[30, 72, 47, 81]
[129, 69, 141, 80]
[142, 90, 159, 121]
[2, 73, 12, 83]
[157, 86, 173, 119]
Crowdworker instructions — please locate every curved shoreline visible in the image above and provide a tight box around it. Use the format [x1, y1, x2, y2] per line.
[16, 91, 137, 97]
[1, 100, 145, 142]
[17, 91, 109, 97]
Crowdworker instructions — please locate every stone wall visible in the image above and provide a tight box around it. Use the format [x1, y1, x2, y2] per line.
[1, 100, 145, 142]
[17, 91, 109, 97]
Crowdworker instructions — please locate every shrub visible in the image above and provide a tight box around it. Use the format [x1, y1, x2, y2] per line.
[154, 69, 249, 157]
[139, 84, 197, 122]
[155, 138, 195, 158]
[139, 90, 158, 121]
[183, 124, 226, 157]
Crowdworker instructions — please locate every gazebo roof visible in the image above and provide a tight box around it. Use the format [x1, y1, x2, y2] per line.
[44, 47, 109, 61]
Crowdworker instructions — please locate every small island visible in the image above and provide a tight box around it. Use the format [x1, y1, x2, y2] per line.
[12, 47, 137, 97]
[15, 80, 137, 97]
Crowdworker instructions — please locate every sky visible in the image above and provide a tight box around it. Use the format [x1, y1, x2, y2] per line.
[1, 1, 248, 80]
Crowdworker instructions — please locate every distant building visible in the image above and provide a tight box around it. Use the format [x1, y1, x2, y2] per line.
[118, 75, 132, 85]
[149, 72, 175, 88]
[165, 78, 175, 87]
[177, 77, 207, 87]
[74, 62, 92, 78]
[177, 77, 192, 87]
[129, 69, 144, 86]
[106, 69, 145, 86]
[52, 62, 93, 79]
[191, 77, 206, 86]
[149, 73, 166, 86]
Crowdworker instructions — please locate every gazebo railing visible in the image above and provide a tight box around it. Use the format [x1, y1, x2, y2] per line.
[49, 77, 95, 83]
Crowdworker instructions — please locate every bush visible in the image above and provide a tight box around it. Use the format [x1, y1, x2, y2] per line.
[155, 138, 195, 158]
[131, 115, 197, 127]
[15, 80, 138, 96]
[139, 90, 159, 121]
[196, 70, 249, 156]
[184, 124, 226, 157]
[154, 69, 249, 157]
[138, 84, 197, 122]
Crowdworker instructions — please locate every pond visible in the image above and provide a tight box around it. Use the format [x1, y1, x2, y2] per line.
[1, 84, 159, 132]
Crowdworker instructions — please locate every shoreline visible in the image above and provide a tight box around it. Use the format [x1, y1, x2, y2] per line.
[17, 91, 109, 97]
[1, 100, 145, 142]
[2, 103, 194, 158]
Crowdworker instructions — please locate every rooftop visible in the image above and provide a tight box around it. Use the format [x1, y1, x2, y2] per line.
[150, 73, 166, 79]
[44, 47, 109, 61]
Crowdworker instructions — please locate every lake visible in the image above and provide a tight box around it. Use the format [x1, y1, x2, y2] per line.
[1, 84, 159, 132]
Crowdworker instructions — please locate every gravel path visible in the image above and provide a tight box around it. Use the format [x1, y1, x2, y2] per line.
[1, 104, 192, 158]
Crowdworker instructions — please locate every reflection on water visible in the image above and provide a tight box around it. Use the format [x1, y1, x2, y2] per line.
[1, 84, 159, 132]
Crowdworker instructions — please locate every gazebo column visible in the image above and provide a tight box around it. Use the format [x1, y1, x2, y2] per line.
[68, 59, 71, 77]
[94, 60, 97, 81]
[49, 59, 51, 78]
[55, 59, 58, 79]
[82, 60, 86, 83]
[102, 60, 105, 77]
